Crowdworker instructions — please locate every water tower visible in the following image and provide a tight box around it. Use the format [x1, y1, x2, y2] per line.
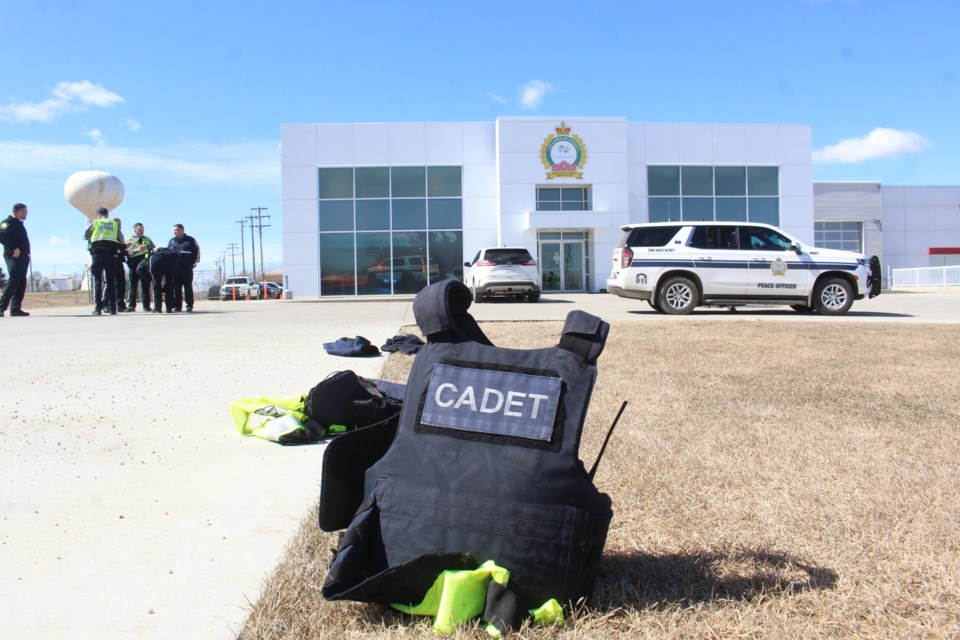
[64, 170, 125, 220]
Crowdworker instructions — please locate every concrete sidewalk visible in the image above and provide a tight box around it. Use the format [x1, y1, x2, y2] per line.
[2, 288, 958, 639]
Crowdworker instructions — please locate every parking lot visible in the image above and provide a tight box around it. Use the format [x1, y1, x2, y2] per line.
[2, 287, 958, 639]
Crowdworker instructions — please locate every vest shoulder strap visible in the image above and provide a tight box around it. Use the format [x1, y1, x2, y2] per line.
[413, 280, 492, 345]
[558, 309, 609, 364]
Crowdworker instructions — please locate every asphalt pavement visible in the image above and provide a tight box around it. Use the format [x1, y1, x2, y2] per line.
[2, 287, 958, 639]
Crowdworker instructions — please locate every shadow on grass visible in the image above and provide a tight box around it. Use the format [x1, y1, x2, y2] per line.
[593, 549, 838, 608]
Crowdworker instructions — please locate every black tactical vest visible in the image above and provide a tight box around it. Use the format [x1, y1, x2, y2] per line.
[321, 280, 612, 609]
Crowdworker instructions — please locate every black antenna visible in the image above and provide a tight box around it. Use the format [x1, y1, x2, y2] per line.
[588, 401, 627, 481]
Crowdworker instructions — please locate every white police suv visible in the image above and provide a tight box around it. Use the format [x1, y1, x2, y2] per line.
[607, 222, 880, 315]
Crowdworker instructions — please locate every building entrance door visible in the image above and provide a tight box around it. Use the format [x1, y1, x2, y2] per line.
[538, 232, 588, 292]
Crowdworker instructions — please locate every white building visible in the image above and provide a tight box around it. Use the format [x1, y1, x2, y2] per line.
[281, 117, 959, 297]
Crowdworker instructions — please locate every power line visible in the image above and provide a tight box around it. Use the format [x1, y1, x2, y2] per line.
[251, 206, 271, 280]
[236, 219, 247, 276]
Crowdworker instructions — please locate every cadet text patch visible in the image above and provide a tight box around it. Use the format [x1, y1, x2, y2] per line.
[420, 363, 561, 442]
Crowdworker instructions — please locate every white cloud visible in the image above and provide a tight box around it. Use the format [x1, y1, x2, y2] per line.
[52, 81, 123, 108]
[519, 79, 554, 109]
[85, 128, 105, 145]
[813, 127, 931, 164]
[0, 139, 280, 189]
[49, 235, 71, 245]
[125, 118, 142, 132]
[0, 81, 124, 124]
[486, 92, 507, 105]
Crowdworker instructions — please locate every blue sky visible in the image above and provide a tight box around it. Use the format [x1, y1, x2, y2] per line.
[1, 0, 957, 277]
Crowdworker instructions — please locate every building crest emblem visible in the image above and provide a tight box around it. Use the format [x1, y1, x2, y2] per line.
[540, 121, 588, 180]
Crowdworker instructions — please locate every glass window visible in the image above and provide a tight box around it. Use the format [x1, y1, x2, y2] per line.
[392, 199, 426, 230]
[391, 167, 426, 197]
[626, 225, 684, 248]
[741, 226, 792, 251]
[815, 222, 861, 252]
[748, 167, 778, 196]
[561, 187, 589, 210]
[682, 197, 714, 220]
[681, 166, 713, 196]
[318, 200, 353, 232]
[428, 199, 462, 229]
[648, 166, 680, 196]
[428, 166, 462, 197]
[429, 230, 463, 282]
[748, 197, 779, 225]
[649, 197, 681, 222]
[356, 167, 389, 198]
[320, 233, 356, 296]
[318, 168, 353, 199]
[716, 198, 747, 221]
[356, 200, 390, 231]
[689, 226, 739, 250]
[538, 188, 561, 201]
[715, 167, 746, 196]
[392, 231, 428, 294]
[357, 232, 392, 295]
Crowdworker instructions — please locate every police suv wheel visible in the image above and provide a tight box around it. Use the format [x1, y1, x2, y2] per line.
[814, 277, 854, 315]
[658, 276, 698, 315]
[647, 299, 663, 313]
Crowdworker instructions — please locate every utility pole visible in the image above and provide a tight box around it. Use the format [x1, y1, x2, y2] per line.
[226, 242, 239, 276]
[246, 214, 257, 281]
[236, 219, 247, 276]
[251, 206, 271, 281]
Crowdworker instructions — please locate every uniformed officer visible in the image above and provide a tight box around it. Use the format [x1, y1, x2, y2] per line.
[111, 218, 129, 312]
[0, 203, 31, 317]
[84, 207, 122, 316]
[149, 247, 177, 313]
[125, 222, 155, 312]
[168, 224, 200, 313]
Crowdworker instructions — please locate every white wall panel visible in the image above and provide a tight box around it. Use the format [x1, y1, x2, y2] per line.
[316, 124, 355, 166]
[712, 125, 746, 164]
[627, 163, 648, 197]
[904, 206, 929, 228]
[882, 186, 905, 206]
[593, 184, 628, 213]
[780, 164, 813, 197]
[883, 231, 905, 257]
[282, 199, 318, 234]
[426, 123, 464, 164]
[462, 196, 497, 231]
[904, 231, 930, 255]
[497, 118, 556, 153]
[780, 195, 813, 240]
[498, 153, 546, 185]
[282, 232, 319, 267]
[883, 205, 906, 231]
[929, 207, 957, 230]
[778, 125, 812, 164]
[281, 125, 317, 167]
[463, 163, 497, 198]
[388, 123, 427, 165]
[626, 124, 646, 165]
[282, 263, 319, 298]
[462, 229, 498, 259]
[499, 183, 534, 214]
[744, 125, 779, 164]
[903, 187, 929, 207]
[584, 153, 628, 184]
[500, 213, 536, 246]
[927, 186, 960, 206]
[678, 124, 713, 164]
[463, 122, 496, 164]
[628, 195, 649, 224]
[644, 124, 680, 163]
[353, 124, 391, 165]
[281, 166, 318, 201]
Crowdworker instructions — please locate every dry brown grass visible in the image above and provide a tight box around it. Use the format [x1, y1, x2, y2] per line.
[239, 320, 960, 639]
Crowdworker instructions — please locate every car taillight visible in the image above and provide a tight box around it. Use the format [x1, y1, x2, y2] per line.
[621, 247, 633, 269]
[523, 260, 537, 266]
[476, 260, 495, 266]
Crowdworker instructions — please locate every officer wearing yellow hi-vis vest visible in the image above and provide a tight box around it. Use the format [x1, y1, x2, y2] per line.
[84, 207, 122, 315]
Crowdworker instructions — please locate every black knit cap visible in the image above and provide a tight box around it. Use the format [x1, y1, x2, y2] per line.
[97, 207, 109, 216]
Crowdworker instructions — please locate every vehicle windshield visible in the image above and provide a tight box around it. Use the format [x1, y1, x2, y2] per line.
[483, 249, 532, 265]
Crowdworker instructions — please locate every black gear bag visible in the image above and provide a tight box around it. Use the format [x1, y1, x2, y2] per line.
[320, 279, 612, 609]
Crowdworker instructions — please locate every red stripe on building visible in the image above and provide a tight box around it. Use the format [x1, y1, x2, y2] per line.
[929, 247, 960, 255]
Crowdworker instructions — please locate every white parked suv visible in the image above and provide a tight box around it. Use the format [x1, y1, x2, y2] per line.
[607, 222, 881, 315]
[464, 247, 541, 303]
[220, 276, 261, 300]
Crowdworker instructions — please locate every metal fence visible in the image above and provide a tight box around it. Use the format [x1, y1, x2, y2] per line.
[891, 265, 960, 288]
